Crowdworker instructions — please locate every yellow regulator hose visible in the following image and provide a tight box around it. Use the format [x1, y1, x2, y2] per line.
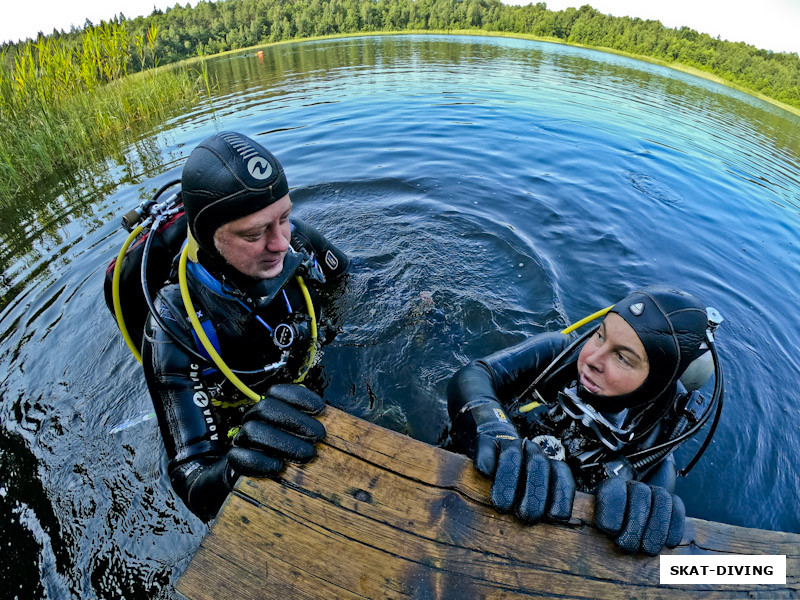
[178, 244, 261, 402]
[518, 304, 614, 414]
[112, 225, 144, 364]
[177, 245, 320, 400]
[293, 275, 318, 384]
[560, 305, 613, 336]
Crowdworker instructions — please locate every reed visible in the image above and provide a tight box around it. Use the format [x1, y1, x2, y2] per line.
[0, 22, 199, 204]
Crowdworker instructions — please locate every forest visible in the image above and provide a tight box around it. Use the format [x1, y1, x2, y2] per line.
[3, 0, 797, 109]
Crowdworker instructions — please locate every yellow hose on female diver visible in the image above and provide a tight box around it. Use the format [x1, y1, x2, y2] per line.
[112, 225, 145, 364]
[178, 244, 318, 401]
[518, 304, 614, 413]
[559, 305, 613, 336]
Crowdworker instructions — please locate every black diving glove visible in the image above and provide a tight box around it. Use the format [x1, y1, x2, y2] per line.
[226, 383, 326, 478]
[593, 477, 685, 556]
[475, 434, 575, 524]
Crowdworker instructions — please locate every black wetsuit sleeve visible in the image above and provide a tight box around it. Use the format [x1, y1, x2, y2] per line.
[141, 286, 233, 520]
[448, 332, 568, 414]
[290, 218, 350, 281]
[447, 332, 568, 454]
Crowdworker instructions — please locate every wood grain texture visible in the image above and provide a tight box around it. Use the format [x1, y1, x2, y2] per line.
[177, 406, 799, 599]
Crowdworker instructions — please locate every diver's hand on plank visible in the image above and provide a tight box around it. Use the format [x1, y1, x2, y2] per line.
[594, 476, 685, 556]
[228, 384, 326, 476]
[476, 434, 576, 524]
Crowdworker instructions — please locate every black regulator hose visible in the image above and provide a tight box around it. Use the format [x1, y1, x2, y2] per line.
[151, 178, 182, 202]
[631, 415, 689, 472]
[141, 214, 213, 366]
[517, 326, 598, 410]
[678, 341, 725, 477]
[626, 337, 724, 474]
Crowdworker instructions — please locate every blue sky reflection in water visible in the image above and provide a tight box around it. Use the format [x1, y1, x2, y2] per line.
[1, 34, 799, 598]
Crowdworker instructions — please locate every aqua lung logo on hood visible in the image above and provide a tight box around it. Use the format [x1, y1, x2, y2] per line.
[629, 302, 645, 316]
[218, 132, 273, 181]
[247, 156, 273, 180]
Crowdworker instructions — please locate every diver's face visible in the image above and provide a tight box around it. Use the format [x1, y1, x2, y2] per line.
[213, 194, 292, 279]
[577, 313, 649, 397]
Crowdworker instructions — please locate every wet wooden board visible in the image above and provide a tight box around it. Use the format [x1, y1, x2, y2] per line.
[176, 406, 799, 599]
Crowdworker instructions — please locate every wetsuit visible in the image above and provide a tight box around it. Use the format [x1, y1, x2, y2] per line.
[448, 332, 680, 494]
[142, 219, 348, 518]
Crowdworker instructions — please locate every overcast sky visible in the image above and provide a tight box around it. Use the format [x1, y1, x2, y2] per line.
[3, 0, 799, 54]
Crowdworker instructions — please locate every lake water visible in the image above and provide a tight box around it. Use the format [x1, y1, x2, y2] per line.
[1, 34, 799, 598]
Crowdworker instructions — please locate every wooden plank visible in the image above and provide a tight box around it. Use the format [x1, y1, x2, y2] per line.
[177, 406, 800, 599]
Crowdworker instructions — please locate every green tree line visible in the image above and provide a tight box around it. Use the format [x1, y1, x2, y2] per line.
[3, 0, 798, 108]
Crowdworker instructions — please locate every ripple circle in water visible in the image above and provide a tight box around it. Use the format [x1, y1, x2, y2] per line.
[1, 34, 799, 598]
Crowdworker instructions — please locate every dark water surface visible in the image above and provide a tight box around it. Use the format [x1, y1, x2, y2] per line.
[2, 34, 799, 598]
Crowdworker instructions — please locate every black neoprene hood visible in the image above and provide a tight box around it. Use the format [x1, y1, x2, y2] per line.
[181, 131, 290, 254]
[604, 285, 708, 406]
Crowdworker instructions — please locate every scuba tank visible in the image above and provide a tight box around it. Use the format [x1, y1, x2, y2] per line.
[104, 180, 184, 357]
[678, 309, 722, 393]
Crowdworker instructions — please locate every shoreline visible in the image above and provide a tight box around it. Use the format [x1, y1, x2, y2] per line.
[184, 29, 800, 118]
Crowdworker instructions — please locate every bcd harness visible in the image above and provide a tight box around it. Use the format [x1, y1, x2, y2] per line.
[106, 180, 320, 406]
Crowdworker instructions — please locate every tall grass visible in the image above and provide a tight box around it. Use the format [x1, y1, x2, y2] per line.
[0, 22, 201, 203]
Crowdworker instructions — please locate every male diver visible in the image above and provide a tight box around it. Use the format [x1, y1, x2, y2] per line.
[139, 132, 349, 519]
[447, 286, 723, 555]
